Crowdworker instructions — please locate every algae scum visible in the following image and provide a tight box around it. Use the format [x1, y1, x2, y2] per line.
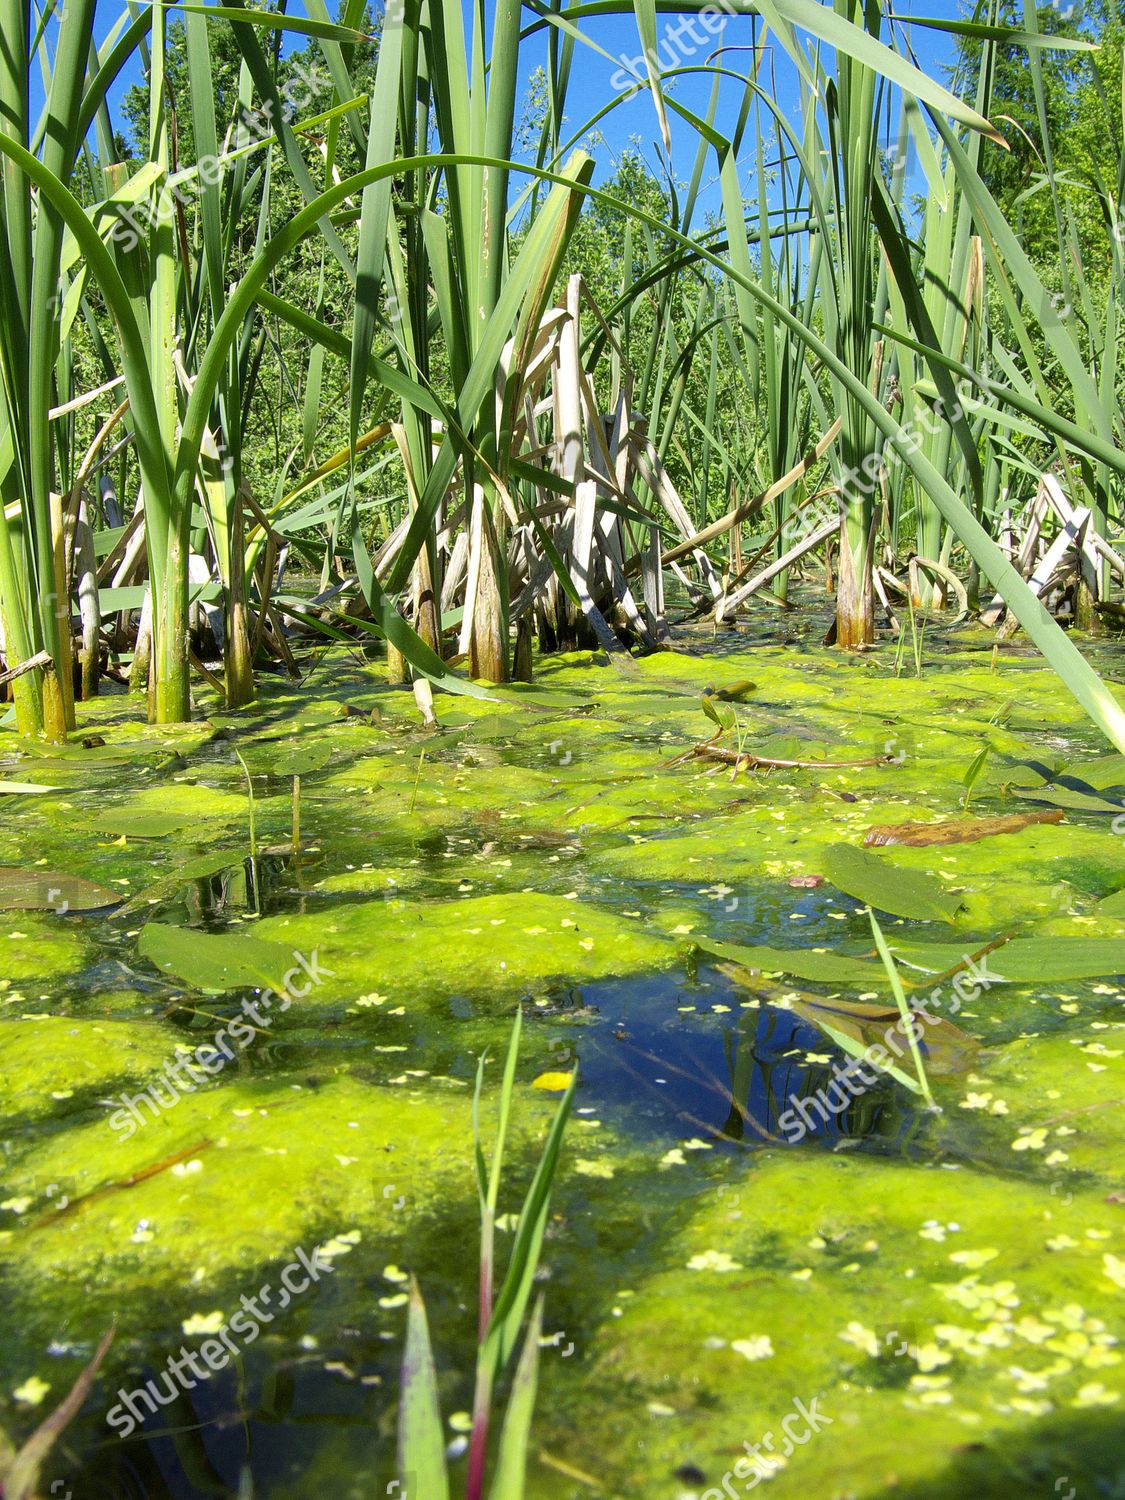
[2, 628, 1125, 1499]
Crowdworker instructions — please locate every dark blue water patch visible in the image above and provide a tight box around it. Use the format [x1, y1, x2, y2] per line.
[64, 1324, 406, 1499]
[526, 966, 921, 1157]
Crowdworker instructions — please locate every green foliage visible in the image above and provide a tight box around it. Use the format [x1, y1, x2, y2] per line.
[950, 0, 1122, 261]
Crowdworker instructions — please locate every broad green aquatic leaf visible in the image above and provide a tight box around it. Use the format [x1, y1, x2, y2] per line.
[1016, 786, 1125, 815]
[984, 938, 1125, 983]
[94, 812, 194, 838]
[17, 741, 160, 766]
[468, 712, 528, 743]
[1061, 755, 1125, 791]
[172, 850, 249, 881]
[398, 1280, 450, 1500]
[266, 743, 335, 776]
[711, 680, 756, 702]
[1095, 889, 1125, 919]
[888, 940, 1014, 977]
[0, 780, 56, 795]
[0, 869, 119, 912]
[693, 935, 881, 984]
[822, 844, 965, 924]
[137, 923, 296, 992]
[756, 734, 816, 761]
[990, 760, 1064, 790]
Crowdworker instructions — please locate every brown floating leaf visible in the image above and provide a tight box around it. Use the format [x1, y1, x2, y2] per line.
[787, 993, 979, 1075]
[863, 810, 1065, 847]
[714, 963, 978, 1076]
[0, 868, 120, 912]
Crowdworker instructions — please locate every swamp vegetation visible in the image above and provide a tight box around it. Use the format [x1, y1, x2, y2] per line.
[2, 0, 1125, 1496]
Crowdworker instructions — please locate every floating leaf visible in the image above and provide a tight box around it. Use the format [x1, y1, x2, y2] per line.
[1096, 888, 1125, 919]
[822, 844, 964, 923]
[983, 937, 1125, 983]
[137, 922, 296, 992]
[267, 743, 334, 776]
[0, 869, 119, 912]
[1062, 754, 1125, 791]
[889, 939, 1013, 977]
[990, 760, 1059, 790]
[787, 991, 978, 1076]
[0, 780, 57, 795]
[94, 812, 195, 838]
[468, 712, 527, 743]
[1016, 785, 1125, 815]
[693, 934, 881, 983]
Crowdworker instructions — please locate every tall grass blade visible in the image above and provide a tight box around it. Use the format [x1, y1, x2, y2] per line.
[869, 909, 937, 1108]
[398, 1279, 450, 1500]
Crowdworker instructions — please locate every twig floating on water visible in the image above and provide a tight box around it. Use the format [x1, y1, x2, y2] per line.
[688, 744, 899, 771]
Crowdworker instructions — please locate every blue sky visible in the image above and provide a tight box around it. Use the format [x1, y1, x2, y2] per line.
[78, 0, 967, 219]
[535, 2, 966, 213]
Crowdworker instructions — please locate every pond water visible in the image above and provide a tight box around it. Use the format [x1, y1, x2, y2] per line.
[2, 620, 1124, 1498]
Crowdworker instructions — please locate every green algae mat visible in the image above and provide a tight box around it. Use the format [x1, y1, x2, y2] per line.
[1, 629, 1124, 1498]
